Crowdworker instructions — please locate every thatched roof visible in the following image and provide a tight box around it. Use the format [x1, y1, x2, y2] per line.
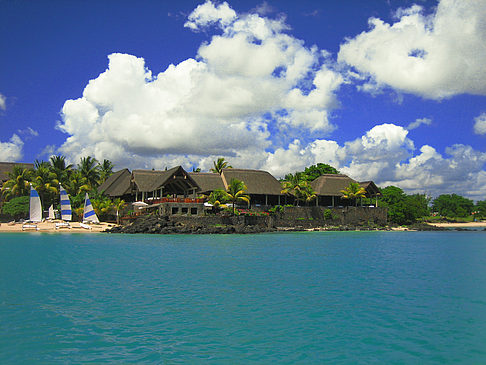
[360, 181, 380, 197]
[132, 166, 199, 193]
[221, 168, 282, 195]
[0, 162, 34, 182]
[98, 169, 132, 197]
[311, 174, 357, 196]
[189, 172, 225, 194]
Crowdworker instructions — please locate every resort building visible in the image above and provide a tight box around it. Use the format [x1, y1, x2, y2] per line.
[311, 174, 381, 207]
[98, 165, 381, 216]
[0, 162, 34, 184]
[190, 168, 283, 207]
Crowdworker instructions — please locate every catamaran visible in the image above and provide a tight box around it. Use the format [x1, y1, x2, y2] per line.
[80, 193, 99, 229]
[47, 205, 55, 220]
[56, 184, 72, 229]
[22, 186, 42, 230]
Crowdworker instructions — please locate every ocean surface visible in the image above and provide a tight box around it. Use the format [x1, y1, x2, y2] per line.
[1, 231, 486, 364]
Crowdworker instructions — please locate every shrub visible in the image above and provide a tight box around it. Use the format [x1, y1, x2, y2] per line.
[2, 195, 30, 220]
[323, 209, 335, 220]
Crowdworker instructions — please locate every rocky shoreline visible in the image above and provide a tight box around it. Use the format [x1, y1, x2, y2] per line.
[106, 215, 466, 234]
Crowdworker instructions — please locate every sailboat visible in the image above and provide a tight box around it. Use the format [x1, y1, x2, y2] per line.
[47, 205, 55, 220]
[80, 193, 99, 229]
[22, 186, 42, 230]
[56, 184, 72, 229]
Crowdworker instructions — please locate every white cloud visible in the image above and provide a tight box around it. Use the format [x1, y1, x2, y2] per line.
[407, 117, 431, 130]
[18, 127, 39, 138]
[0, 134, 23, 161]
[473, 113, 486, 135]
[338, 0, 486, 99]
[0, 93, 6, 111]
[260, 123, 486, 200]
[184, 1, 236, 31]
[58, 2, 342, 170]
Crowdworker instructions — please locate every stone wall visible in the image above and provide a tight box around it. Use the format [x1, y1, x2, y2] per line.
[273, 206, 387, 227]
[166, 206, 387, 229]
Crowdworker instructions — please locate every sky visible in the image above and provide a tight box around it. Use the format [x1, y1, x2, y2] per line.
[1, 0, 485, 199]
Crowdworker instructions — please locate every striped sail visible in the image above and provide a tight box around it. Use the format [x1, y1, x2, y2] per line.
[83, 193, 99, 223]
[60, 184, 72, 221]
[29, 186, 42, 222]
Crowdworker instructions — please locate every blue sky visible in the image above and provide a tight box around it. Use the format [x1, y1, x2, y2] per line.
[1, 0, 485, 199]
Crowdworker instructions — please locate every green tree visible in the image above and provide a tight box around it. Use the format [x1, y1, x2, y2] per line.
[432, 194, 474, 218]
[210, 158, 232, 174]
[1, 195, 30, 220]
[208, 189, 229, 207]
[226, 179, 250, 215]
[98, 159, 114, 184]
[50, 155, 73, 185]
[379, 186, 430, 225]
[303, 163, 339, 181]
[476, 200, 486, 219]
[340, 182, 367, 206]
[113, 198, 126, 224]
[1, 166, 33, 200]
[32, 165, 59, 208]
[78, 156, 100, 189]
[281, 172, 316, 206]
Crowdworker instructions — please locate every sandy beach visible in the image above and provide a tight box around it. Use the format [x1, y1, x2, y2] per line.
[0, 221, 116, 233]
[429, 221, 486, 228]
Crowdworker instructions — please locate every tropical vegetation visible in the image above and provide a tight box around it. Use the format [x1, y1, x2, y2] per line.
[1, 155, 122, 221]
[225, 178, 250, 215]
[281, 172, 316, 206]
[340, 182, 367, 206]
[210, 157, 232, 174]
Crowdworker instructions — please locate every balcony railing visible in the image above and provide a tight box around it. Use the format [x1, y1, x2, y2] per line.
[145, 197, 204, 204]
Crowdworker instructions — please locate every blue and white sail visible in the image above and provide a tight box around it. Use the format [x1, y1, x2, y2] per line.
[59, 184, 72, 221]
[29, 185, 42, 222]
[83, 193, 99, 223]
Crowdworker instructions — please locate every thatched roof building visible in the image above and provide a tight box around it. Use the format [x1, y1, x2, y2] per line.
[221, 168, 282, 195]
[98, 169, 132, 197]
[0, 162, 34, 183]
[189, 172, 225, 194]
[132, 166, 199, 195]
[360, 181, 381, 198]
[311, 174, 357, 197]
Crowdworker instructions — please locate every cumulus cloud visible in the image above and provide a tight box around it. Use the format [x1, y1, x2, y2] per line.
[0, 134, 23, 161]
[338, 0, 486, 99]
[474, 113, 486, 135]
[407, 117, 431, 130]
[58, 1, 342, 169]
[0, 93, 6, 111]
[184, 1, 236, 30]
[260, 123, 486, 200]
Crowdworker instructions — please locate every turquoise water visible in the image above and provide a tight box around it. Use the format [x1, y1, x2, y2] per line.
[1, 231, 486, 363]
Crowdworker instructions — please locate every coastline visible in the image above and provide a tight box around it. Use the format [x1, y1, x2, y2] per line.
[0, 221, 114, 233]
[428, 221, 486, 228]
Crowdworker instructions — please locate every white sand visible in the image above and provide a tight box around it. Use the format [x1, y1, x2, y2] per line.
[0, 220, 116, 233]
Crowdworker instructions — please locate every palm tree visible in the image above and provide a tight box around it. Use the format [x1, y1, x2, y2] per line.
[340, 182, 367, 206]
[281, 172, 316, 206]
[113, 198, 126, 224]
[226, 179, 250, 215]
[210, 157, 232, 174]
[32, 165, 59, 208]
[34, 159, 50, 170]
[1, 166, 33, 200]
[98, 159, 114, 184]
[50, 155, 73, 185]
[78, 156, 100, 189]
